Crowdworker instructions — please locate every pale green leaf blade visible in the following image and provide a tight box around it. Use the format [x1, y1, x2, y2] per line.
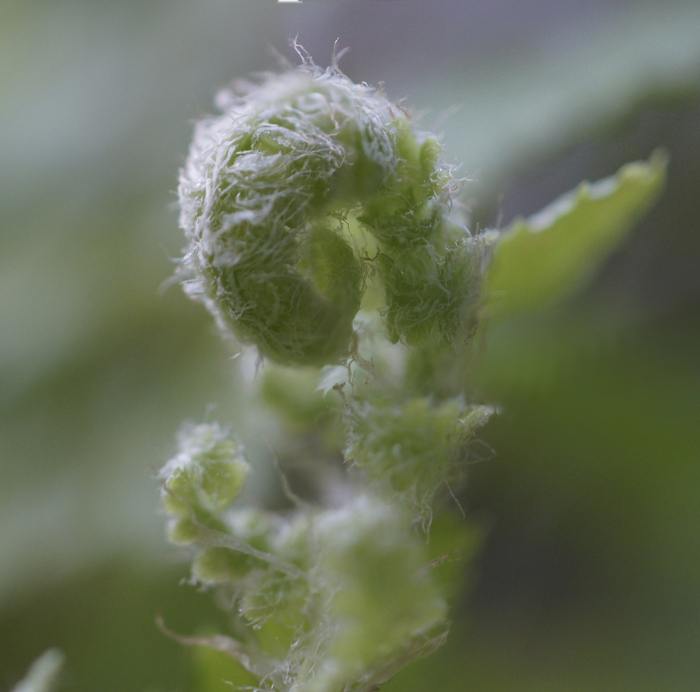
[482, 150, 668, 320]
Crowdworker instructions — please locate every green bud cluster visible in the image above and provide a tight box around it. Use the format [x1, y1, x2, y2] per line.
[345, 397, 493, 520]
[159, 423, 249, 545]
[159, 424, 446, 692]
[178, 61, 483, 366]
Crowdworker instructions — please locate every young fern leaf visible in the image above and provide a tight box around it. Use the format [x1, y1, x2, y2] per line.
[163, 54, 666, 692]
[168, 58, 496, 692]
[482, 150, 668, 321]
[178, 61, 483, 365]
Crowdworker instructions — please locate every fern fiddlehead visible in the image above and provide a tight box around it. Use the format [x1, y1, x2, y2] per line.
[178, 60, 483, 365]
[165, 56, 492, 692]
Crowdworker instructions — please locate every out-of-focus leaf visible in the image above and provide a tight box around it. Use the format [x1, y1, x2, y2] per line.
[481, 151, 667, 321]
[11, 649, 64, 692]
[426, 2, 700, 186]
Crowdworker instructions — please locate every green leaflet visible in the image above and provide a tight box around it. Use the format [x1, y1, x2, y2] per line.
[482, 150, 668, 321]
[344, 397, 493, 519]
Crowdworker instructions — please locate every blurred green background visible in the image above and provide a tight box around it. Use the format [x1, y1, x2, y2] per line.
[2, 1, 700, 690]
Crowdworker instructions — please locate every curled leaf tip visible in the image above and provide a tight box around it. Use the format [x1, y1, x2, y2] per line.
[178, 62, 484, 365]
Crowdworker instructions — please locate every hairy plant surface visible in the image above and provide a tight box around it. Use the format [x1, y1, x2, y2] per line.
[154, 55, 667, 692]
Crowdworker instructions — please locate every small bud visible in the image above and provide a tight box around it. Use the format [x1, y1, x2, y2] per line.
[345, 397, 494, 517]
[159, 423, 249, 519]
